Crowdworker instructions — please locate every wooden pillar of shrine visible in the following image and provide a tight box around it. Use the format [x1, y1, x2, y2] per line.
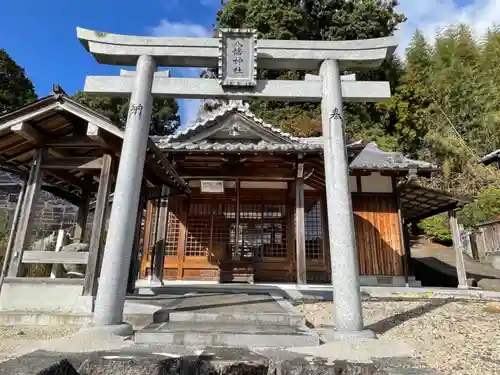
[83, 154, 114, 296]
[8, 148, 45, 277]
[295, 157, 306, 284]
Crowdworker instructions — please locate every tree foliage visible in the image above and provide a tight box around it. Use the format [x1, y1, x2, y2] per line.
[417, 214, 452, 245]
[0, 49, 37, 115]
[390, 25, 500, 231]
[72, 92, 181, 136]
[213, 0, 405, 137]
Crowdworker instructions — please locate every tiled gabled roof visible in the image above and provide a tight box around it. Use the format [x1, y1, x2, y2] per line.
[156, 102, 439, 172]
[159, 140, 324, 152]
[164, 101, 301, 143]
[350, 142, 438, 171]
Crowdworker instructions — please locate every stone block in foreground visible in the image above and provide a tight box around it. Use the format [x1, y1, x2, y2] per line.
[0, 351, 82, 375]
[0, 348, 440, 375]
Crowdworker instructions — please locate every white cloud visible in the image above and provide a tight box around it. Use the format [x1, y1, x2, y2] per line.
[180, 99, 203, 128]
[150, 19, 211, 38]
[148, 20, 212, 127]
[172, 67, 205, 128]
[396, 0, 500, 56]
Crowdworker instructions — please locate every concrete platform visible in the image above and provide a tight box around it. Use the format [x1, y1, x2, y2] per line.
[135, 321, 320, 348]
[146, 293, 304, 326]
[132, 291, 320, 349]
[0, 300, 162, 328]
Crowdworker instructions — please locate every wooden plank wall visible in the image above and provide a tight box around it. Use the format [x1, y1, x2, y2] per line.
[352, 194, 404, 276]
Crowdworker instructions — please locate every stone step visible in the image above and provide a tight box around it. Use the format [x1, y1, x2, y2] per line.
[152, 308, 305, 326]
[134, 321, 320, 348]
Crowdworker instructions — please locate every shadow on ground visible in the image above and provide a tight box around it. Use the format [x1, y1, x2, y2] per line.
[365, 298, 451, 334]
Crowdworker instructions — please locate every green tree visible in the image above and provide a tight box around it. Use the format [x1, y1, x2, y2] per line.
[388, 25, 500, 233]
[72, 92, 181, 136]
[380, 30, 434, 157]
[0, 49, 37, 114]
[213, 0, 406, 138]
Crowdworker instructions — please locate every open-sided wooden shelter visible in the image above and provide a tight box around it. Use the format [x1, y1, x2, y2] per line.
[0, 87, 188, 312]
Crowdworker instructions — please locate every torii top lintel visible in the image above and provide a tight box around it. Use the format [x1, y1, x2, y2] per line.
[76, 27, 398, 71]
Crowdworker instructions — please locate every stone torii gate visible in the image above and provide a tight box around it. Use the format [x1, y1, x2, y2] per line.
[77, 27, 398, 339]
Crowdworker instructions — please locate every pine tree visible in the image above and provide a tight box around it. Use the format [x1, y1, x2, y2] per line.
[0, 49, 37, 114]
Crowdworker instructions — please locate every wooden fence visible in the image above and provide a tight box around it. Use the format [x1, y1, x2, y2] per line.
[461, 219, 500, 262]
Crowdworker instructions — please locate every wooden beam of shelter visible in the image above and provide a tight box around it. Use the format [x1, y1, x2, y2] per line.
[11, 122, 43, 144]
[46, 136, 102, 148]
[178, 167, 295, 180]
[83, 154, 114, 296]
[42, 156, 104, 170]
[44, 170, 96, 191]
[22, 251, 89, 264]
[449, 210, 469, 289]
[8, 148, 45, 277]
[41, 185, 82, 206]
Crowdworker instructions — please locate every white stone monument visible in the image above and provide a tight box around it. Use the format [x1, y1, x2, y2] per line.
[77, 27, 398, 339]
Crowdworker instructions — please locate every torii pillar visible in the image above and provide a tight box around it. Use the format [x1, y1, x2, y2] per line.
[91, 56, 156, 334]
[77, 27, 397, 338]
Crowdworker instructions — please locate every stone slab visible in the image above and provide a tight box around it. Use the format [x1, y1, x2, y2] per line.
[147, 292, 305, 326]
[156, 311, 305, 326]
[153, 292, 286, 313]
[135, 321, 320, 348]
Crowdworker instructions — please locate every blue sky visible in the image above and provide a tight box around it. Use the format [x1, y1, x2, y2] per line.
[1, 0, 497, 127]
[0, 0, 220, 127]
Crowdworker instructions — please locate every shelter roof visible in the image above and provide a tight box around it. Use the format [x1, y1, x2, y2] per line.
[399, 183, 473, 222]
[156, 101, 439, 173]
[0, 87, 189, 204]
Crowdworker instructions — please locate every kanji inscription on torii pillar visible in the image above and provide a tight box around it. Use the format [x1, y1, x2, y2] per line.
[218, 29, 257, 87]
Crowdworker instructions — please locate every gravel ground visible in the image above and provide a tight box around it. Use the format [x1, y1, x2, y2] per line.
[296, 298, 500, 375]
[0, 325, 80, 363]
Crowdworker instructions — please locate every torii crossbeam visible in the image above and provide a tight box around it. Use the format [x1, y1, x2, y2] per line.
[77, 27, 398, 340]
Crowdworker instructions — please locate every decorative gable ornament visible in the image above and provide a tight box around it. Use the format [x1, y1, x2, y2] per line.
[218, 29, 258, 87]
[230, 123, 240, 137]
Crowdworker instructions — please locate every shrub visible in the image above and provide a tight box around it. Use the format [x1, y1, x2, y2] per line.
[459, 188, 500, 229]
[418, 213, 452, 245]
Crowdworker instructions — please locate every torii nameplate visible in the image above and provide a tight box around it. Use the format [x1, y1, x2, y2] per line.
[218, 29, 257, 88]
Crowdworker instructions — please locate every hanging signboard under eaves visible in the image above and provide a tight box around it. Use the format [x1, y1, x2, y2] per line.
[200, 180, 225, 194]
